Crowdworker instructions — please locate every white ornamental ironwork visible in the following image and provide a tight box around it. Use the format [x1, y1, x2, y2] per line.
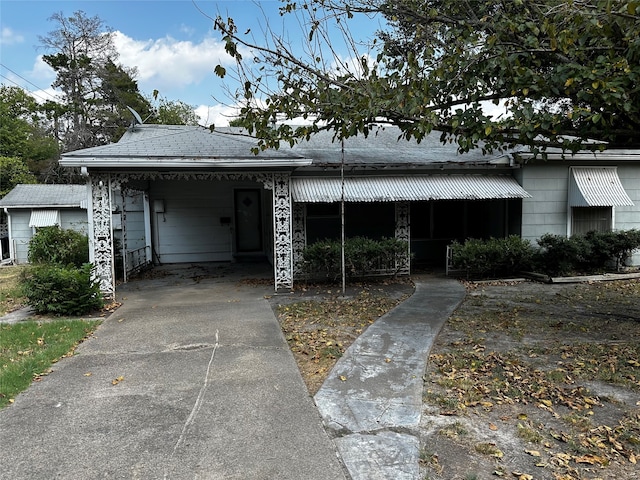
[90, 174, 115, 300]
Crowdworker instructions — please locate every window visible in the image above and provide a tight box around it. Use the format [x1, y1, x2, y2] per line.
[571, 206, 612, 236]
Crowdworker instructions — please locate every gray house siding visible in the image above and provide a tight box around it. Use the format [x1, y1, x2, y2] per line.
[7, 208, 88, 263]
[520, 163, 640, 265]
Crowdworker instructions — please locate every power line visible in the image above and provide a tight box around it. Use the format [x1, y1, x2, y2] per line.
[0, 63, 58, 101]
[0, 74, 55, 104]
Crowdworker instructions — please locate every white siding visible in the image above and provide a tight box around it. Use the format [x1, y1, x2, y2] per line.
[150, 180, 265, 264]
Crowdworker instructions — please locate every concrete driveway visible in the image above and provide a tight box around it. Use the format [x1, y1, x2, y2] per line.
[0, 264, 346, 479]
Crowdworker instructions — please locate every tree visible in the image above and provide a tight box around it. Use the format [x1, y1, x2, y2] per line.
[0, 156, 38, 198]
[150, 94, 200, 126]
[213, 0, 640, 155]
[39, 11, 151, 150]
[0, 86, 59, 178]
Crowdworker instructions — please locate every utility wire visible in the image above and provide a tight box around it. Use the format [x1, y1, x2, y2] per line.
[0, 63, 58, 101]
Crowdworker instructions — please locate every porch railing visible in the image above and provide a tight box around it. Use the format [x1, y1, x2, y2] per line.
[125, 246, 152, 278]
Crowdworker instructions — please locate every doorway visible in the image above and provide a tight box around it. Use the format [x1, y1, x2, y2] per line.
[234, 189, 263, 253]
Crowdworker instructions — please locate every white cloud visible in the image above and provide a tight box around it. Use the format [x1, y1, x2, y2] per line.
[112, 31, 236, 94]
[194, 103, 240, 127]
[0, 27, 24, 45]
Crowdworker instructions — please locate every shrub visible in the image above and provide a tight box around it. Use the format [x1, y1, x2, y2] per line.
[28, 226, 89, 267]
[20, 263, 103, 316]
[450, 236, 535, 279]
[301, 237, 409, 280]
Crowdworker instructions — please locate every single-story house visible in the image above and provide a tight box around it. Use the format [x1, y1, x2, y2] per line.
[0, 184, 89, 263]
[58, 124, 639, 299]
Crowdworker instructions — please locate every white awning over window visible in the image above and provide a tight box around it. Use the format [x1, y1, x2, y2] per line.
[568, 167, 634, 207]
[29, 209, 60, 227]
[291, 175, 531, 203]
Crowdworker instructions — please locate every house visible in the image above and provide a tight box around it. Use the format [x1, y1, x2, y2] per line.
[0, 184, 90, 264]
[58, 124, 639, 299]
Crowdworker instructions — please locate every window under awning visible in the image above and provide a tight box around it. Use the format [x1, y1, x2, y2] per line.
[568, 167, 634, 207]
[29, 209, 61, 227]
[291, 175, 531, 203]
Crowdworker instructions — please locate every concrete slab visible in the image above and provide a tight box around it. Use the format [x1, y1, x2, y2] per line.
[315, 275, 466, 480]
[0, 267, 346, 480]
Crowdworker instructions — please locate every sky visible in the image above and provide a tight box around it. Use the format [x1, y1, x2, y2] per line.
[0, 0, 381, 127]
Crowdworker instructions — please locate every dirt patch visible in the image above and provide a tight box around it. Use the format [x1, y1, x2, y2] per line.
[268, 278, 414, 394]
[421, 279, 640, 480]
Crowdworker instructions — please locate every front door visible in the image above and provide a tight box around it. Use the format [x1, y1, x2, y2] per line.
[234, 189, 263, 252]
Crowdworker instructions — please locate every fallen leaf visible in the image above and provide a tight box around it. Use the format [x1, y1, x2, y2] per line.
[339, 375, 347, 381]
[489, 423, 498, 431]
[84, 372, 92, 377]
[525, 450, 541, 457]
[112, 376, 124, 385]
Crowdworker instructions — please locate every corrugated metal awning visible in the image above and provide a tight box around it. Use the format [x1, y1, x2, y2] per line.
[568, 167, 634, 207]
[291, 175, 531, 202]
[29, 209, 61, 227]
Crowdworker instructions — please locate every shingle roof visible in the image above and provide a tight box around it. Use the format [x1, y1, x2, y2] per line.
[59, 124, 510, 170]
[0, 184, 87, 208]
[60, 124, 309, 168]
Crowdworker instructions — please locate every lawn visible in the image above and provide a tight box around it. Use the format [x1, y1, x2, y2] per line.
[0, 265, 27, 316]
[0, 319, 101, 408]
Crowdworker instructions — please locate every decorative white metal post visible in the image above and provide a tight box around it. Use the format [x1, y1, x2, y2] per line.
[270, 173, 294, 291]
[89, 174, 115, 300]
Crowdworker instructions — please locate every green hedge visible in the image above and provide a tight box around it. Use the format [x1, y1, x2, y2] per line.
[450, 236, 535, 279]
[301, 237, 408, 280]
[450, 230, 640, 279]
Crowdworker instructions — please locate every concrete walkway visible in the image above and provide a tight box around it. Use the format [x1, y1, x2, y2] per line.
[0, 264, 346, 480]
[315, 275, 466, 480]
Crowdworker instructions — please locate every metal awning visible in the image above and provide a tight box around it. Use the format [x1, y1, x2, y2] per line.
[29, 209, 61, 227]
[568, 167, 634, 207]
[291, 175, 531, 203]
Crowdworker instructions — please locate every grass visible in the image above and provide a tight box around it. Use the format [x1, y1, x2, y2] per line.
[0, 265, 27, 316]
[0, 319, 101, 408]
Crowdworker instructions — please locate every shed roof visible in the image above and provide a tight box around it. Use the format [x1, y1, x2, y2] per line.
[0, 184, 87, 209]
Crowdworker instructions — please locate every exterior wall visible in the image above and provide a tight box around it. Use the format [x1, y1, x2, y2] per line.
[7, 208, 88, 263]
[520, 163, 640, 265]
[149, 179, 268, 264]
[519, 164, 571, 242]
[616, 165, 640, 265]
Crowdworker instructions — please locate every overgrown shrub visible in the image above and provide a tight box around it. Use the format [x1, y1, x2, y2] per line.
[450, 236, 535, 279]
[22, 226, 102, 315]
[28, 226, 89, 267]
[301, 237, 408, 280]
[20, 263, 103, 315]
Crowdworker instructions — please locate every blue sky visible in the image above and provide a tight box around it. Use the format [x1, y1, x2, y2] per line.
[1, 0, 382, 126]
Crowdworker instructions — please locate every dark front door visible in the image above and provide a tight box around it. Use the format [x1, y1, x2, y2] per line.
[234, 189, 263, 252]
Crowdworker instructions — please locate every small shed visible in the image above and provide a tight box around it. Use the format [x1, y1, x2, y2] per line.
[0, 184, 88, 263]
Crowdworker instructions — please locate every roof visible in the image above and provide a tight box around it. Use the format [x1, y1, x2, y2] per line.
[291, 175, 531, 202]
[0, 184, 87, 209]
[60, 124, 310, 169]
[291, 126, 510, 167]
[59, 124, 511, 170]
[568, 167, 634, 207]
